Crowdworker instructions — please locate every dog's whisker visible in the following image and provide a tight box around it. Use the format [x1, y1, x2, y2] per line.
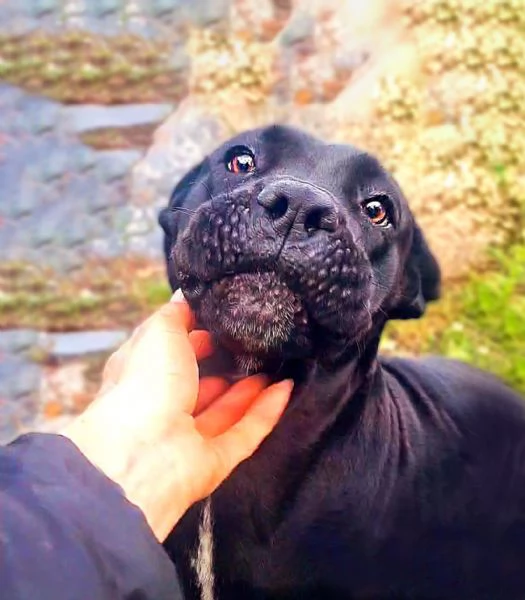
[360, 300, 373, 323]
[199, 179, 214, 202]
[376, 305, 389, 319]
[370, 280, 391, 292]
[171, 206, 198, 217]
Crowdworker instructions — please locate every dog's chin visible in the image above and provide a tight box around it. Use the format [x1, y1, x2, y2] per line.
[187, 271, 313, 374]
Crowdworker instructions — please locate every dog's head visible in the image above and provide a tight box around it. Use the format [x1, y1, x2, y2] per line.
[159, 125, 440, 373]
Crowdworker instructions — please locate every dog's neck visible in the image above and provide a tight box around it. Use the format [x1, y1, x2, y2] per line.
[211, 322, 389, 540]
[276, 322, 386, 454]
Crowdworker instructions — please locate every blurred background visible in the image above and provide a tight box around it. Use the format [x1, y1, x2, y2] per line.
[0, 0, 523, 443]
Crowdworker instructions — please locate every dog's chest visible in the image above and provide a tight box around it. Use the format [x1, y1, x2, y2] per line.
[168, 459, 385, 600]
[167, 444, 525, 600]
[175, 501, 344, 600]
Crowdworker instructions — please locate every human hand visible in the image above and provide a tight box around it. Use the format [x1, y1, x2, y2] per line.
[62, 292, 293, 541]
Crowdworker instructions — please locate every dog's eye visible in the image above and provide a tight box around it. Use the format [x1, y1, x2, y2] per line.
[363, 197, 391, 227]
[225, 147, 256, 174]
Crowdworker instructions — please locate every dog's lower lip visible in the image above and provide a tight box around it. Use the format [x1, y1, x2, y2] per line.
[180, 277, 206, 300]
[186, 270, 312, 359]
[182, 268, 275, 296]
[219, 335, 250, 355]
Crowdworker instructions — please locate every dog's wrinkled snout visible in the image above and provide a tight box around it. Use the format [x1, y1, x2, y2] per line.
[257, 178, 338, 236]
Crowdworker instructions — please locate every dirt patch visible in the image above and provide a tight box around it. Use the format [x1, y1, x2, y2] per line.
[80, 122, 161, 150]
[0, 258, 170, 331]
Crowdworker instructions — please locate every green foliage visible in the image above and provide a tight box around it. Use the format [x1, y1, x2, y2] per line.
[433, 244, 525, 392]
[0, 31, 187, 104]
[0, 260, 169, 331]
[384, 243, 525, 394]
[134, 279, 171, 306]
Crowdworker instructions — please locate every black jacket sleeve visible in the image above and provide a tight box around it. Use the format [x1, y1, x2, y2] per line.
[0, 433, 185, 600]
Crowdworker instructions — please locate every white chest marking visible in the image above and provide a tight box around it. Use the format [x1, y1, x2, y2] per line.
[191, 497, 215, 600]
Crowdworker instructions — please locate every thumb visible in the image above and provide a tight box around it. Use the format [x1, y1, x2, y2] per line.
[121, 297, 200, 411]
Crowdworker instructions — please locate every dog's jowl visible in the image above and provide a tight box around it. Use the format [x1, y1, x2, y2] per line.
[159, 125, 525, 600]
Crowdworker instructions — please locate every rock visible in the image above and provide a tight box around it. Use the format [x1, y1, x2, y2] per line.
[39, 330, 128, 360]
[168, 44, 192, 73]
[38, 148, 73, 182]
[29, 0, 58, 17]
[129, 98, 230, 256]
[62, 217, 92, 248]
[87, 0, 121, 18]
[95, 150, 143, 183]
[0, 329, 39, 353]
[0, 356, 42, 399]
[46, 248, 85, 273]
[9, 180, 45, 219]
[0, 84, 142, 273]
[27, 100, 62, 134]
[32, 202, 69, 248]
[0, 228, 16, 256]
[149, 0, 181, 17]
[63, 174, 102, 212]
[126, 229, 164, 257]
[278, 11, 315, 46]
[62, 104, 175, 134]
[188, 0, 230, 27]
[39, 360, 92, 414]
[0, 84, 24, 110]
[333, 48, 371, 75]
[88, 234, 127, 258]
[0, 403, 25, 445]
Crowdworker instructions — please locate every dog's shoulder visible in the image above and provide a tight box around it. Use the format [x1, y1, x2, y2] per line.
[379, 354, 525, 436]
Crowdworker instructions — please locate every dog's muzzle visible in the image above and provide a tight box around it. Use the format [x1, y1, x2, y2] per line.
[172, 179, 374, 372]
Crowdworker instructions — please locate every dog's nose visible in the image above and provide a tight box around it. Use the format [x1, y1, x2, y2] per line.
[257, 178, 338, 235]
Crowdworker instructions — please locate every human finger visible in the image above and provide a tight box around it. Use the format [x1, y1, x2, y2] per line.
[100, 345, 128, 387]
[206, 379, 293, 487]
[194, 377, 230, 415]
[195, 374, 271, 438]
[189, 330, 214, 361]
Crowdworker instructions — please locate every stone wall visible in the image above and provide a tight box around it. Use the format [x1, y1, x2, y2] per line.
[0, 0, 230, 35]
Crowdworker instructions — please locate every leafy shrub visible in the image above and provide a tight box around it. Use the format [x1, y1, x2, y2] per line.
[433, 244, 525, 392]
[383, 243, 525, 394]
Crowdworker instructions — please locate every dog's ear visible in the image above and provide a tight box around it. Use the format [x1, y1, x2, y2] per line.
[158, 160, 208, 290]
[389, 223, 441, 320]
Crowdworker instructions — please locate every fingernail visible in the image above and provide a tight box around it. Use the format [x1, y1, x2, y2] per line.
[276, 379, 294, 393]
[171, 289, 185, 303]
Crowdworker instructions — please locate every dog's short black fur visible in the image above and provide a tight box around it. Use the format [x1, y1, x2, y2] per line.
[159, 125, 525, 600]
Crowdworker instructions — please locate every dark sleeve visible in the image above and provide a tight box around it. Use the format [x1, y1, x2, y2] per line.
[0, 433, 185, 600]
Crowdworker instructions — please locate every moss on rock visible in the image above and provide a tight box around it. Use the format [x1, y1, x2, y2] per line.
[0, 30, 188, 104]
[335, 0, 525, 278]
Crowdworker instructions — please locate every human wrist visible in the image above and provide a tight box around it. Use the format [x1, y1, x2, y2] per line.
[62, 394, 186, 541]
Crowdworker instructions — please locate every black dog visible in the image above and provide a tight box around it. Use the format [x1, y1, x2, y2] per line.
[159, 125, 525, 600]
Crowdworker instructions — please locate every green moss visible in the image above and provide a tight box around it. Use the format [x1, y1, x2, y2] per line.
[0, 31, 188, 105]
[135, 279, 171, 306]
[383, 243, 525, 394]
[435, 245, 525, 391]
[79, 123, 159, 150]
[0, 260, 169, 331]
[341, 0, 525, 257]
